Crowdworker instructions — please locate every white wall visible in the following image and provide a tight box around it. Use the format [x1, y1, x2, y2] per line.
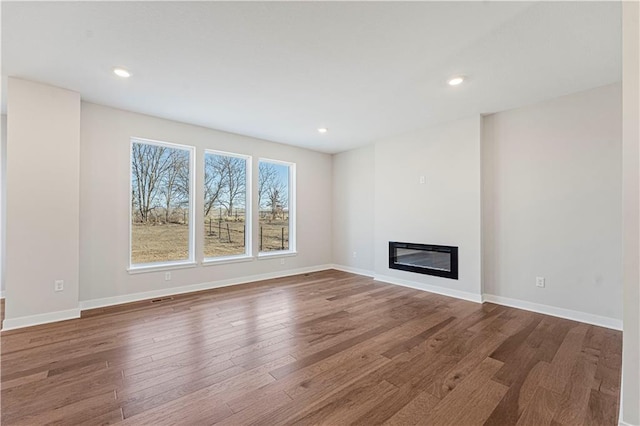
[1, 114, 7, 296]
[373, 116, 482, 300]
[482, 83, 623, 323]
[622, 1, 640, 424]
[333, 86, 623, 326]
[332, 145, 374, 274]
[5, 78, 81, 324]
[79, 102, 332, 303]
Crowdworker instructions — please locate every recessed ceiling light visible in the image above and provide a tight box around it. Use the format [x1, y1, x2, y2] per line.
[113, 67, 131, 78]
[317, 128, 328, 134]
[448, 76, 465, 86]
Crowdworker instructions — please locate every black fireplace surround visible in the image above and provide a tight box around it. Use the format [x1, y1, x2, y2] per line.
[389, 242, 458, 280]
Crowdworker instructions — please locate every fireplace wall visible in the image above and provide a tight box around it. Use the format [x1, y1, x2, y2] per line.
[373, 116, 482, 299]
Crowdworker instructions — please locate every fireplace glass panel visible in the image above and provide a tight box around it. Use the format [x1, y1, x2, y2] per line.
[389, 242, 458, 280]
[396, 248, 451, 272]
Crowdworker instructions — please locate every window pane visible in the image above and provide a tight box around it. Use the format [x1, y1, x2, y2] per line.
[131, 141, 191, 265]
[204, 152, 248, 258]
[258, 161, 291, 252]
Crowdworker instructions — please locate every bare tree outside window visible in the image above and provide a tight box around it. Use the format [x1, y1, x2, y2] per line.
[204, 154, 227, 217]
[258, 162, 277, 211]
[131, 143, 291, 262]
[258, 160, 293, 252]
[131, 140, 192, 265]
[221, 156, 246, 217]
[204, 152, 249, 258]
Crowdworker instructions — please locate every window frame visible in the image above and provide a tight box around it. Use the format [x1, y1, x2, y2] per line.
[128, 137, 196, 272]
[202, 149, 253, 263]
[257, 158, 296, 258]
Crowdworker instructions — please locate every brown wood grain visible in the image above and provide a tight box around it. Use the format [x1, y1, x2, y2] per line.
[383, 390, 440, 426]
[516, 386, 561, 426]
[0, 270, 622, 425]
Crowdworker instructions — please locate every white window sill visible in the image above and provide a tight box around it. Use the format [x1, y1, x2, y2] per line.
[202, 255, 255, 266]
[127, 261, 197, 275]
[257, 251, 298, 260]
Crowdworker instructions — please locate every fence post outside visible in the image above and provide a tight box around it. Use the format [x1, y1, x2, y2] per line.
[281, 227, 284, 250]
[260, 226, 263, 251]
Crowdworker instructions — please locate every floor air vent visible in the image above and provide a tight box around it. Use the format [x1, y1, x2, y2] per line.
[151, 297, 174, 303]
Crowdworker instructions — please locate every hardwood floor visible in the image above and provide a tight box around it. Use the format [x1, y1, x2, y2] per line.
[0, 270, 622, 425]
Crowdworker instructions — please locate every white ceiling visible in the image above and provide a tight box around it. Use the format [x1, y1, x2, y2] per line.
[1, 1, 621, 154]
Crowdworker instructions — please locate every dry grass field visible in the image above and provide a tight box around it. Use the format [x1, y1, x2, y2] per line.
[258, 219, 290, 252]
[131, 219, 289, 264]
[131, 223, 190, 264]
[204, 220, 246, 258]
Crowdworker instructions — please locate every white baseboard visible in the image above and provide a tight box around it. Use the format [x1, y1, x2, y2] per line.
[330, 264, 375, 278]
[1, 265, 333, 331]
[0, 290, 4, 299]
[2, 267, 622, 334]
[1, 308, 81, 331]
[482, 294, 622, 331]
[79, 264, 334, 311]
[332, 268, 622, 331]
[374, 273, 483, 303]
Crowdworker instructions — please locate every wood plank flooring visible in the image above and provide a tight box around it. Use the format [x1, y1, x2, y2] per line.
[0, 270, 622, 425]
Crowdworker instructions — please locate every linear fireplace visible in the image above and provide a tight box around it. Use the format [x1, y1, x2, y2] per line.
[389, 242, 458, 280]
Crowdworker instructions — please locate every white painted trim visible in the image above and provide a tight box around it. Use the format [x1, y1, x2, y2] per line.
[129, 138, 196, 270]
[80, 264, 333, 311]
[127, 261, 198, 275]
[483, 294, 623, 331]
[619, 377, 624, 426]
[333, 268, 623, 332]
[201, 255, 255, 266]
[331, 264, 375, 278]
[0, 290, 4, 299]
[1, 308, 81, 331]
[257, 251, 298, 260]
[374, 273, 483, 303]
[204, 149, 253, 257]
[618, 374, 640, 426]
[257, 158, 296, 254]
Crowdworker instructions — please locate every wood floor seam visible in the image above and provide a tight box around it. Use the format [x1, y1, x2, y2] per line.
[0, 270, 622, 425]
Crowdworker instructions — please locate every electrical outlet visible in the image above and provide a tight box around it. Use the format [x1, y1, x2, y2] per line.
[419, 176, 426, 184]
[353, 251, 357, 258]
[536, 277, 545, 288]
[165, 272, 171, 281]
[54, 280, 64, 292]
[280, 258, 285, 265]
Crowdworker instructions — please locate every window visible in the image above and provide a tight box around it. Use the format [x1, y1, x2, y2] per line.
[204, 151, 251, 259]
[258, 159, 295, 254]
[130, 138, 194, 267]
